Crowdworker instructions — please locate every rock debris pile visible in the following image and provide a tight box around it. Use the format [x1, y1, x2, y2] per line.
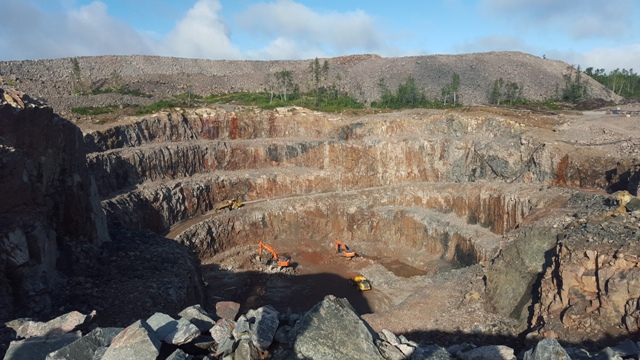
[5, 295, 640, 359]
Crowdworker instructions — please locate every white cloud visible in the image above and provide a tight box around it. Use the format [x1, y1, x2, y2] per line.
[235, 0, 388, 59]
[245, 37, 325, 60]
[549, 44, 640, 71]
[161, 0, 242, 59]
[65, 2, 154, 55]
[0, 0, 152, 60]
[455, 35, 532, 54]
[481, 0, 634, 40]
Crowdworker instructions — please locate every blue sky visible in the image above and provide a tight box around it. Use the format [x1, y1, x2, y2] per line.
[1, 0, 638, 71]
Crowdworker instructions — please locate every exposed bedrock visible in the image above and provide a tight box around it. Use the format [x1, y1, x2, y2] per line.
[0, 92, 204, 325]
[0, 101, 109, 320]
[172, 183, 567, 266]
[89, 110, 613, 234]
[84, 106, 638, 345]
[530, 203, 640, 342]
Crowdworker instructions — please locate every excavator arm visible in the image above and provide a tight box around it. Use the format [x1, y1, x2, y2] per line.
[334, 239, 356, 258]
[258, 241, 290, 267]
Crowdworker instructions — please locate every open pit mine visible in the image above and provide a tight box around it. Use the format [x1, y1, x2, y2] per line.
[2, 86, 640, 359]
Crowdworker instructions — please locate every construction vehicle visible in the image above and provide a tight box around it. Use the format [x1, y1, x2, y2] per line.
[258, 241, 290, 267]
[334, 239, 356, 258]
[218, 199, 243, 211]
[349, 275, 372, 291]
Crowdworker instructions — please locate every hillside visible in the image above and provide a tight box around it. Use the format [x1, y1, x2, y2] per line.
[0, 52, 621, 115]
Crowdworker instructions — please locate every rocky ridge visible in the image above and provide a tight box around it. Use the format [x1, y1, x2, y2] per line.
[0, 52, 621, 116]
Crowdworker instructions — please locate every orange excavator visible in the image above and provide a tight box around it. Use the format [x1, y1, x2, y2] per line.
[258, 241, 291, 267]
[334, 239, 356, 258]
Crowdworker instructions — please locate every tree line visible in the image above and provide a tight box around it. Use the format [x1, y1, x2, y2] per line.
[585, 67, 640, 99]
[71, 55, 638, 116]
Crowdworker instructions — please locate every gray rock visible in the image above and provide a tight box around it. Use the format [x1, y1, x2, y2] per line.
[17, 310, 95, 339]
[215, 301, 240, 321]
[92, 346, 108, 360]
[213, 335, 235, 357]
[179, 335, 216, 355]
[377, 341, 405, 360]
[523, 338, 570, 360]
[101, 320, 161, 360]
[611, 338, 640, 358]
[4, 333, 80, 360]
[165, 318, 201, 345]
[146, 312, 176, 340]
[397, 343, 416, 357]
[446, 343, 475, 355]
[626, 197, 640, 212]
[179, 304, 216, 331]
[381, 329, 399, 345]
[46, 327, 122, 360]
[234, 339, 260, 360]
[594, 347, 624, 360]
[247, 305, 279, 351]
[563, 347, 592, 360]
[411, 344, 451, 360]
[274, 325, 292, 345]
[398, 334, 413, 345]
[459, 345, 515, 360]
[485, 226, 557, 325]
[166, 348, 192, 360]
[233, 315, 251, 340]
[145, 312, 199, 345]
[290, 295, 384, 360]
[210, 318, 234, 343]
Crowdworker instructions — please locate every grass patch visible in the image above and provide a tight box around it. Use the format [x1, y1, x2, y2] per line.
[71, 105, 120, 116]
[81, 87, 151, 97]
[203, 91, 365, 112]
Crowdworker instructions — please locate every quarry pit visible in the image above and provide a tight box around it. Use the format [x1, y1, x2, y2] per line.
[81, 104, 640, 346]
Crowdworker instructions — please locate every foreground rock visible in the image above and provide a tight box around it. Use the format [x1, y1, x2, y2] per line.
[289, 295, 383, 360]
[4, 297, 640, 360]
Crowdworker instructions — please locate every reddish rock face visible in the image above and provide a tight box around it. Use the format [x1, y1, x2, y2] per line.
[0, 96, 109, 321]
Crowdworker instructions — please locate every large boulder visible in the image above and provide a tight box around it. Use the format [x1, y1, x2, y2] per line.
[3, 333, 80, 360]
[101, 320, 160, 360]
[16, 310, 94, 339]
[45, 327, 122, 360]
[484, 225, 557, 325]
[290, 295, 383, 360]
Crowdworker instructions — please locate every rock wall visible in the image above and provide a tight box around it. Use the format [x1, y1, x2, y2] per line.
[88, 109, 614, 241]
[530, 200, 640, 342]
[173, 183, 562, 265]
[0, 91, 109, 320]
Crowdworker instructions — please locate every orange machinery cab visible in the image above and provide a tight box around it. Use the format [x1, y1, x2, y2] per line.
[334, 239, 356, 258]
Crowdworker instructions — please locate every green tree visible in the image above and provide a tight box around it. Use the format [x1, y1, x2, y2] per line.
[309, 58, 330, 104]
[562, 65, 589, 103]
[70, 57, 83, 94]
[274, 70, 294, 101]
[377, 78, 393, 107]
[504, 82, 523, 105]
[489, 78, 523, 105]
[373, 76, 429, 109]
[441, 73, 460, 105]
[489, 78, 504, 105]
